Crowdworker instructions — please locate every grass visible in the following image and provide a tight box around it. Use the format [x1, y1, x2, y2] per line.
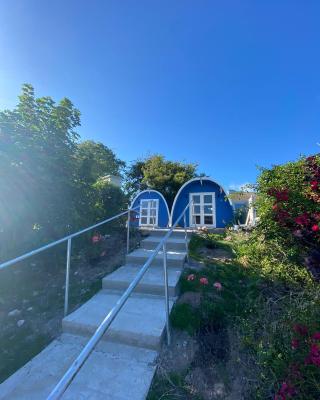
[147, 371, 203, 400]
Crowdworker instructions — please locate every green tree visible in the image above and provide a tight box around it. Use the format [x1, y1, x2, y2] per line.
[125, 155, 197, 207]
[75, 140, 125, 185]
[0, 84, 81, 257]
[73, 141, 127, 226]
[0, 84, 128, 261]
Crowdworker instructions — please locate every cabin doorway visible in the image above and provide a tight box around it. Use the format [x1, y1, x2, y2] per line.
[139, 199, 159, 227]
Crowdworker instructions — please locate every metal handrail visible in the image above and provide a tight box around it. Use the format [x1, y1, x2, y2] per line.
[47, 200, 192, 400]
[0, 207, 139, 271]
[0, 206, 139, 315]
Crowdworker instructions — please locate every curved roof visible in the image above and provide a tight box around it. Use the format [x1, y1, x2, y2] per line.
[130, 189, 170, 218]
[170, 177, 233, 225]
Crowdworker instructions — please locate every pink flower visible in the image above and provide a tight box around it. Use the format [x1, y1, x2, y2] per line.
[213, 282, 222, 290]
[199, 277, 209, 285]
[92, 234, 101, 243]
[275, 382, 296, 399]
[187, 274, 195, 281]
[312, 224, 319, 232]
[291, 339, 299, 350]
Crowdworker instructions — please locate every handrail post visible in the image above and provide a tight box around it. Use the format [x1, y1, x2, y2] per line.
[183, 212, 189, 264]
[126, 209, 131, 254]
[64, 238, 72, 317]
[163, 243, 171, 346]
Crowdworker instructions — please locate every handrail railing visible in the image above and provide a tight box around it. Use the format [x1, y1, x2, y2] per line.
[0, 206, 139, 316]
[47, 200, 192, 400]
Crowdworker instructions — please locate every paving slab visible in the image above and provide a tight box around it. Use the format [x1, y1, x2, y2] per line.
[126, 248, 186, 267]
[141, 235, 189, 251]
[140, 228, 194, 238]
[102, 264, 182, 296]
[62, 290, 173, 349]
[0, 334, 157, 400]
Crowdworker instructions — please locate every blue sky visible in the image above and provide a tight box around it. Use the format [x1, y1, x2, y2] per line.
[1, 1, 319, 190]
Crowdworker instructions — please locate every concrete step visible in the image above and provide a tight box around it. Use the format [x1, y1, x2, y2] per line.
[140, 228, 194, 239]
[62, 290, 173, 350]
[141, 235, 188, 251]
[126, 248, 186, 268]
[0, 334, 157, 400]
[102, 264, 182, 297]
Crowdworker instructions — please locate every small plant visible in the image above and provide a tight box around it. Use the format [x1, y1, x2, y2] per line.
[170, 303, 201, 335]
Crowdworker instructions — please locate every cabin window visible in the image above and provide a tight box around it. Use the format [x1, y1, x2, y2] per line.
[190, 193, 216, 227]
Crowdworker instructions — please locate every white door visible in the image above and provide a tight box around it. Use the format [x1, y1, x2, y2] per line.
[139, 199, 159, 226]
[189, 193, 216, 227]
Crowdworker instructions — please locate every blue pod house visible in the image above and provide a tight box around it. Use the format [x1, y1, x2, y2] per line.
[170, 177, 234, 228]
[130, 189, 170, 228]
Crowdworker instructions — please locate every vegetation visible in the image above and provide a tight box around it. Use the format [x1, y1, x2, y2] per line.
[124, 154, 198, 206]
[246, 154, 320, 282]
[150, 154, 320, 400]
[0, 84, 127, 262]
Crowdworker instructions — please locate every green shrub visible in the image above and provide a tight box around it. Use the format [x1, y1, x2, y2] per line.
[170, 303, 201, 335]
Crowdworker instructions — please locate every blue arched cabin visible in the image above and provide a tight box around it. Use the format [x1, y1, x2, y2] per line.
[130, 189, 170, 228]
[170, 177, 234, 228]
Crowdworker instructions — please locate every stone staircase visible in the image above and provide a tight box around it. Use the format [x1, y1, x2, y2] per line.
[0, 229, 189, 400]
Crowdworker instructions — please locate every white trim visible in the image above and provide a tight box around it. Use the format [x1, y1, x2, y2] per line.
[139, 198, 159, 227]
[189, 192, 216, 228]
[169, 177, 233, 226]
[130, 189, 170, 226]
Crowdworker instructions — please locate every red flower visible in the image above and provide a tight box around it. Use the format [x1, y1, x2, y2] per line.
[312, 332, 320, 341]
[293, 324, 308, 336]
[312, 224, 319, 232]
[311, 180, 319, 190]
[268, 188, 289, 202]
[272, 204, 279, 211]
[199, 277, 209, 285]
[295, 213, 310, 226]
[305, 343, 320, 367]
[291, 339, 299, 349]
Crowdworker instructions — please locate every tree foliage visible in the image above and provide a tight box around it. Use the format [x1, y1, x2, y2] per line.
[0, 84, 127, 260]
[125, 154, 197, 207]
[75, 140, 125, 185]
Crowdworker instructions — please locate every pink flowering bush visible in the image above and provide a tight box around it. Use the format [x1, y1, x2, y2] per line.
[237, 154, 320, 282]
[272, 323, 320, 399]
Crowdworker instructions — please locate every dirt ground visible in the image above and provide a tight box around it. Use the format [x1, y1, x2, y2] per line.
[0, 229, 142, 383]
